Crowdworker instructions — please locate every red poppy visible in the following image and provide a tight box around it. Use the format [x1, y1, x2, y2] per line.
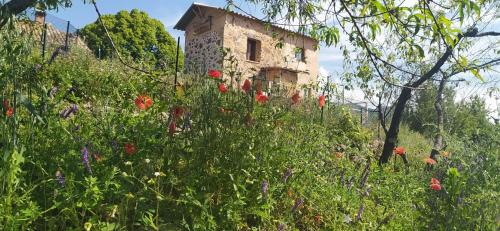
[430, 183, 442, 191]
[256, 90, 268, 104]
[218, 83, 228, 93]
[242, 79, 252, 93]
[135, 95, 153, 110]
[208, 69, 221, 78]
[315, 214, 322, 224]
[93, 152, 102, 162]
[318, 95, 325, 108]
[172, 106, 184, 119]
[430, 178, 440, 185]
[124, 143, 137, 155]
[291, 92, 300, 104]
[393, 146, 405, 156]
[168, 121, 176, 135]
[424, 157, 437, 165]
[6, 107, 13, 117]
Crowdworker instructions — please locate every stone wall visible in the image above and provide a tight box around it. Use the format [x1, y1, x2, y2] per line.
[183, 8, 225, 75]
[223, 13, 318, 92]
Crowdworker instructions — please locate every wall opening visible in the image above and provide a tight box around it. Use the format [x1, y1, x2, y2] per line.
[295, 47, 305, 62]
[246, 38, 261, 62]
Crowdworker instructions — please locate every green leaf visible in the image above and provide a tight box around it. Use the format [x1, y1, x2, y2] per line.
[458, 1, 465, 24]
[470, 1, 481, 18]
[470, 69, 484, 82]
[414, 44, 425, 58]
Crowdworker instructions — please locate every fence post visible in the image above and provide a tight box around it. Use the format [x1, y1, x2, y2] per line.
[174, 36, 180, 92]
[360, 107, 363, 125]
[42, 23, 47, 60]
[64, 21, 70, 51]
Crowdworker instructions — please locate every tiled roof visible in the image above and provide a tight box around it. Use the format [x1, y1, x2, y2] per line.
[174, 2, 317, 42]
[17, 20, 89, 50]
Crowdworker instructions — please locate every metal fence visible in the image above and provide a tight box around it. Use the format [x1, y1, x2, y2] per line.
[20, 9, 84, 61]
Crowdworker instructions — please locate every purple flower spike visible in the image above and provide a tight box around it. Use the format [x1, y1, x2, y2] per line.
[356, 203, 364, 221]
[55, 170, 65, 187]
[60, 109, 68, 118]
[183, 112, 192, 130]
[282, 168, 292, 183]
[81, 146, 92, 174]
[49, 86, 58, 98]
[261, 180, 269, 197]
[277, 223, 284, 231]
[111, 140, 119, 151]
[292, 198, 303, 212]
[61, 104, 78, 119]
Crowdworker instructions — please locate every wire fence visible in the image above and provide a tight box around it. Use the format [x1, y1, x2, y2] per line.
[19, 9, 86, 61]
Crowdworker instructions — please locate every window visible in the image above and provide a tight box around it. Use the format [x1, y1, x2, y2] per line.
[295, 48, 305, 62]
[247, 38, 260, 61]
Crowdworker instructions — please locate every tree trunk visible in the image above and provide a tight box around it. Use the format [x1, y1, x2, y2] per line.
[433, 75, 448, 152]
[379, 87, 412, 165]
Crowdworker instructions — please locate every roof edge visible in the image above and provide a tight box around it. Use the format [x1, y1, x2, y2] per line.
[174, 3, 318, 43]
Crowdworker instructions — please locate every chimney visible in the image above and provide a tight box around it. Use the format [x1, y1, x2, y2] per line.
[35, 10, 46, 24]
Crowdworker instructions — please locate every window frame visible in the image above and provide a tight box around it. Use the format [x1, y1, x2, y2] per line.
[246, 38, 260, 62]
[294, 47, 306, 62]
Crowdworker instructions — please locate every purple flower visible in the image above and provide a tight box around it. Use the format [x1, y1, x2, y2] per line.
[55, 170, 65, 187]
[34, 63, 42, 72]
[282, 168, 292, 183]
[81, 146, 92, 174]
[277, 223, 284, 231]
[111, 140, 119, 151]
[61, 104, 78, 119]
[261, 180, 269, 197]
[356, 203, 364, 221]
[183, 112, 192, 130]
[359, 171, 370, 188]
[49, 86, 58, 98]
[292, 198, 303, 212]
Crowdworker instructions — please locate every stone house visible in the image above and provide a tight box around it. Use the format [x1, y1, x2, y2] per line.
[174, 2, 319, 96]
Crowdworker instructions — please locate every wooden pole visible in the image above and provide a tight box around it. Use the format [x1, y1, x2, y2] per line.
[64, 21, 70, 50]
[174, 36, 180, 92]
[42, 23, 47, 60]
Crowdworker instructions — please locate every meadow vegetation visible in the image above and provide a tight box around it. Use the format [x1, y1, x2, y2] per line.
[0, 27, 498, 230]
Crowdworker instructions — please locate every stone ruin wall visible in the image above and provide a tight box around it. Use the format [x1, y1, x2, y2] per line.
[183, 8, 225, 75]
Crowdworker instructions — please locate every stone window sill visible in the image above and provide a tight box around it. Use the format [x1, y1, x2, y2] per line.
[246, 60, 260, 64]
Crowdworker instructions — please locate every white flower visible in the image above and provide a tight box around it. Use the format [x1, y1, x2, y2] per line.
[125, 161, 132, 166]
[154, 172, 160, 177]
[145, 159, 151, 164]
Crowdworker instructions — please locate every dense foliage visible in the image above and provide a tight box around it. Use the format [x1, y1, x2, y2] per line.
[1, 28, 498, 230]
[405, 83, 495, 141]
[79, 9, 183, 71]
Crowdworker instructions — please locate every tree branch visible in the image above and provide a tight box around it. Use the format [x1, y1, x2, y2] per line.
[0, 0, 37, 28]
[472, 31, 500, 37]
[340, 0, 424, 90]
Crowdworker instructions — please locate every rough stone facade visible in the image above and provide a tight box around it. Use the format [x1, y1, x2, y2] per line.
[176, 3, 319, 96]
